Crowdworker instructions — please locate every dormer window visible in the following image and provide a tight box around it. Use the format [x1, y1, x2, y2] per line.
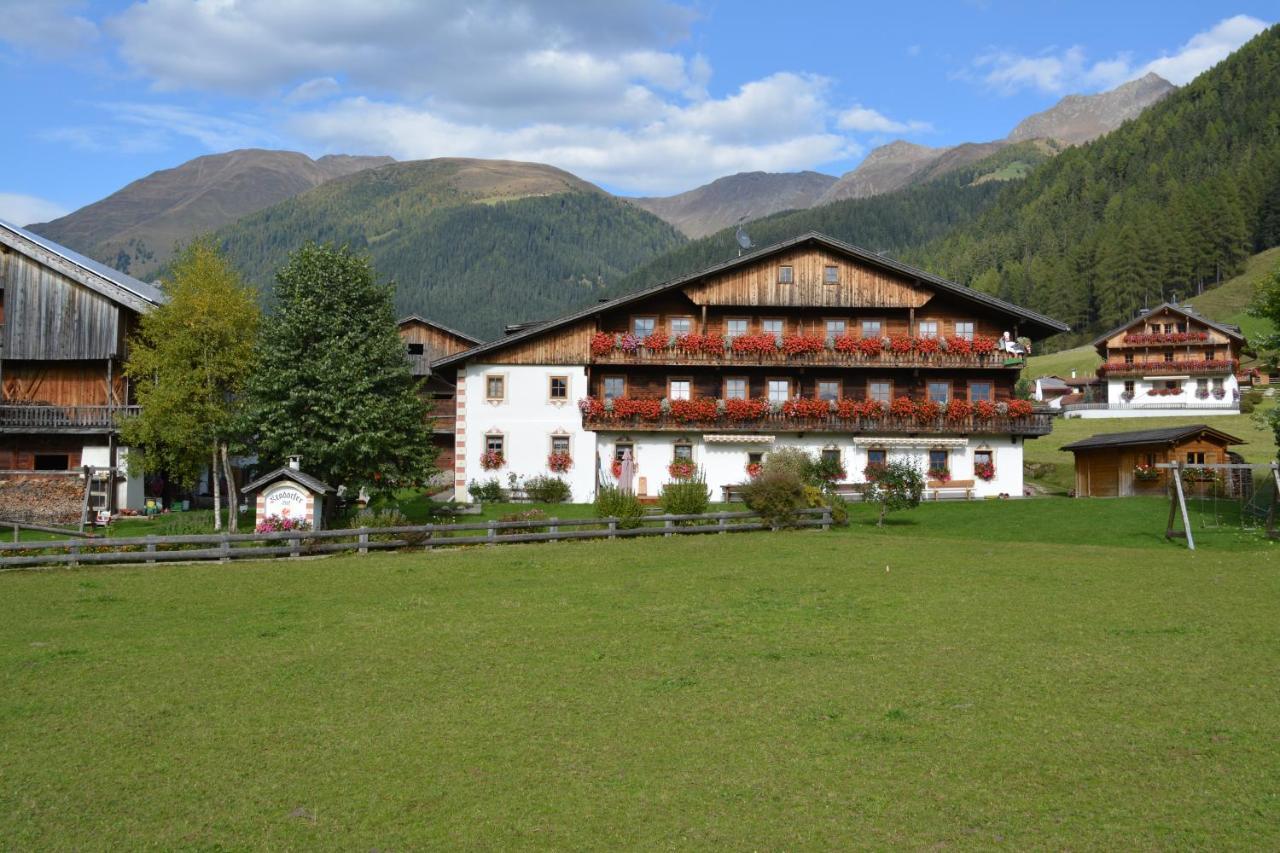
[778, 265, 794, 284]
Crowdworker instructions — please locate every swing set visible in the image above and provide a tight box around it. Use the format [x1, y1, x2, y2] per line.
[1162, 460, 1280, 549]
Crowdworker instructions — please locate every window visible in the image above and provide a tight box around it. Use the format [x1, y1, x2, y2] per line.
[485, 374, 505, 401]
[34, 454, 70, 471]
[1164, 352, 1175, 363]
[668, 378, 691, 400]
[761, 318, 784, 337]
[1164, 380, 1178, 391]
[974, 449, 993, 470]
[548, 375, 568, 401]
[407, 342, 425, 355]
[614, 442, 634, 462]
[1124, 353, 1135, 365]
[778, 265, 794, 284]
[1186, 451, 1206, 465]
[551, 434, 570, 455]
[867, 448, 887, 467]
[1206, 348, 1215, 361]
[928, 449, 949, 472]
[724, 377, 748, 400]
[821, 447, 841, 466]
[1212, 378, 1224, 390]
[968, 381, 993, 402]
[1196, 378, 1209, 393]
[953, 321, 975, 341]
[670, 316, 692, 336]
[725, 318, 749, 339]
[927, 381, 951, 403]
[861, 319, 883, 339]
[817, 380, 841, 401]
[632, 316, 656, 337]
[485, 434, 505, 455]
[748, 451, 764, 467]
[824, 319, 847, 339]
[868, 380, 892, 403]
[602, 376, 626, 400]
[824, 265, 839, 284]
[918, 320, 939, 339]
[767, 379, 791, 403]
[1144, 452, 1157, 467]
[1123, 379, 1136, 396]
[673, 441, 693, 461]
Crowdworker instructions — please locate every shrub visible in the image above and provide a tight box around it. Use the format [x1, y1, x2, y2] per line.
[524, 475, 571, 503]
[764, 447, 816, 484]
[865, 460, 924, 527]
[594, 485, 645, 529]
[661, 472, 710, 518]
[1241, 388, 1263, 414]
[498, 509, 549, 535]
[351, 507, 428, 544]
[811, 454, 846, 486]
[740, 465, 807, 528]
[468, 478, 505, 503]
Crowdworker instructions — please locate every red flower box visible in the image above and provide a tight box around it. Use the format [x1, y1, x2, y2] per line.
[725, 398, 768, 420]
[858, 337, 884, 357]
[889, 334, 914, 354]
[700, 335, 726, 356]
[731, 333, 779, 355]
[915, 400, 942, 422]
[668, 460, 696, 480]
[1122, 331, 1209, 344]
[945, 399, 973, 420]
[890, 396, 916, 418]
[946, 335, 972, 355]
[547, 451, 573, 472]
[975, 399, 998, 419]
[642, 330, 670, 351]
[971, 335, 997, 354]
[833, 333, 860, 354]
[916, 337, 940, 355]
[859, 399, 886, 419]
[670, 398, 718, 422]
[480, 450, 505, 471]
[590, 333, 615, 357]
[745, 461, 762, 478]
[782, 334, 825, 355]
[974, 461, 996, 481]
[1006, 399, 1034, 418]
[782, 397, 830, 418]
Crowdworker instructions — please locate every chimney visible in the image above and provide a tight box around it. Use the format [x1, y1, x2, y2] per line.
[287, 455, 301, 471]
[1071, 370, 1077, 379]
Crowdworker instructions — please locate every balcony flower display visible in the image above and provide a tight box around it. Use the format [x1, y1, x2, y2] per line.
[731, 333, 779, 355]
[590, 332, 616, 356]
[782, 397, 830, 418]
[700, 334, 726, 356]
[1100, 359, 1236, 376]
[833, 333, 860, 354]
[916, 336, 940, 355]
[946, 335, 972, 355]
[888, 334, 913, 354]
[975, 399, 998, 419]
[745, 461, 762, 478]
[859, 399, 886, 419]
[725, 398, 768, 420]
[945, 399, 973, 420]
[889, 396, 915, 418]
[547, 451, 573, 473]
[1146, 387, 1184, 396]
[643, 330, 670, 350]
[1133, 463, 1160, 481]
[675, 332, 702, 352]
[974, 461, 996, 481]
[670, 398, 718, 422]
[1006, 399, 1034, 417]
[668, 459, 696, 480]
[578, 397, 605, 417]
[1122, 331, 1209, 344]
[782, 334, 825, 356]
[972, 335, 997, 355]
[615, 397, 662, 419]
[618, 333, 641, 354]
[480, 449, 505, 470]
[915, 399, 942, 422]
[927, 467, 951, 483]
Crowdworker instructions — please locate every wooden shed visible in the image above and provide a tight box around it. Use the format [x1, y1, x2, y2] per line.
[1063, 424, 1245, 497]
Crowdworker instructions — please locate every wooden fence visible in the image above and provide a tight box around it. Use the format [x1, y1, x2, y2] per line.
[0, 508, 832, 570]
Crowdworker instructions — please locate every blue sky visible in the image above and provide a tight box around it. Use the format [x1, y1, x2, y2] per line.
[0, 1, 1272, 224]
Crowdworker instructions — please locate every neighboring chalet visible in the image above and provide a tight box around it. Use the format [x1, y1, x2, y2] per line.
[1070, 303, 1246, 418]
[0, 220, 165, 512]
[434, 232, 1068, 503]
[396, 314, 482, 474]
[1063, 424, 1245, 497]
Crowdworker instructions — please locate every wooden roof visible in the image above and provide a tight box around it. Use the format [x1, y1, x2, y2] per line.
[240, 466, 335, 495]
[1061, 424, 1244, 452]
[1089, 302, 1244, 348]
[396, 314, 483, 346]
[434, 231, 1071, 370]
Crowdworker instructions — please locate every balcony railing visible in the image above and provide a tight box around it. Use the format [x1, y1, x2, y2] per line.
[592, 346, 1023, 370]
[583, 411, 1054, 436]
[1098, 359, 1237, 377]
[0, 404, 140, 431]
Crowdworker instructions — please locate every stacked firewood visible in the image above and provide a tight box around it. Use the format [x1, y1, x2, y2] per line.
[0, 474, 84, 524]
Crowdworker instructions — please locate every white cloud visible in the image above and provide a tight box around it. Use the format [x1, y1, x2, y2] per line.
[0, 1, 98, 58]
[1141, 14, 1269, 85]
[969, 14, 1269, 96]
[0, 193, 69, 226]
[285, 76, 341, 104]
[837, 105, 932, 134]
[43, 104, 275, 154]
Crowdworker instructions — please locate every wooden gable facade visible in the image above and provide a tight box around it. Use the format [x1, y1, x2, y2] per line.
[1093, 303, 1244, 377]
[1065, 425, 1244, 498]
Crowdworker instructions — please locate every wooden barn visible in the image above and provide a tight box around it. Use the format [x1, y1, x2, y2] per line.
[0, 220, 166, 512]
[397, 314, 482, 477]
[1063, 424, 1244, 497]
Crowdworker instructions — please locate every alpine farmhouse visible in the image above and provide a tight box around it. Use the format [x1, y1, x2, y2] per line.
[0, 220, 164, 513]
[436, 232, 1068, 502]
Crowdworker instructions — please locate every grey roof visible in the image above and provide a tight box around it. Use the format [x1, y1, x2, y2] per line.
[434, 231, 1071, 370]
[1090, 301, 1245, 348]
[397, 314, 483, 345]
[240, 466, 336, 495]
[1061, 424, 1244, 451]
[1035, 376, 1071, 390]
[0, 218, 166, 308]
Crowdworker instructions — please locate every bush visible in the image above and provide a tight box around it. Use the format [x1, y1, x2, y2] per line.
[594, 485, 645, 529]
[468, 478, 505, 503]
[1241, 388, 1263, 414]
[350, 507, 428, 544]
[764, 447, 816, 484]
[498, 509, 549, 535]
[865, 460, 925, 527]
[524, 475, 572, 503]
[660, 472, 710, 519]
[740, 465, 807, 528]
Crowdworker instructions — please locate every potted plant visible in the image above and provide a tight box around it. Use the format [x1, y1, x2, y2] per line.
[927, 466, 951, 484]
[1133, 463, 1161, 481]
[547, 451, 573, 473]
[668, 459, 696, 480]
[480, 449, 505, 471]
[974, 461, 996, 481]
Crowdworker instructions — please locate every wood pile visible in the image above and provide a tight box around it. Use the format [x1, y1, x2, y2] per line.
[0, 474, 84, 524]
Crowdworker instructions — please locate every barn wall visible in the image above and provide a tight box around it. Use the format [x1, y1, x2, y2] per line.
[2, 250, 120, 359]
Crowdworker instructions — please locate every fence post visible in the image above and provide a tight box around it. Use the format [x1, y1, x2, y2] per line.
[608, 519, 617, 539]
[220, 532, 230, 563]
[11, 523, 17, 543]
[423, 530, 434, 550]
[549, 517, 558, 541]
[718, 513, 727, 534]
[664, 516, 674, 538]
[358, 529, 369, 556]
[487, 522, 497, 546]
[145, 535, 156, 564]
[290, 534, 300, 559]
[69, 542, 80, 568]
[821, 507, 832, 531]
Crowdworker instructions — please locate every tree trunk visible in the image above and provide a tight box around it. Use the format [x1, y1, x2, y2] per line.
[877, 501, 886, 528]
[220, 442, 237, 533]
[211, 443, 222, 532]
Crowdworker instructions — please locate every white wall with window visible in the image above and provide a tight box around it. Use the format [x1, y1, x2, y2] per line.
[1075, 372, 1241, 418]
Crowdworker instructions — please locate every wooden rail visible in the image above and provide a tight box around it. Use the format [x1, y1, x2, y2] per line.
[584, 412, 1055, 436]
[0, 508, 833, 569]
[592, 348, 1023, 370]
[0, 404, 141, 430]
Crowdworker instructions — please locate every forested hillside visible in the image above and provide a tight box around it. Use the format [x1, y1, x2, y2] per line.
[210, 159, 686, 338]
[612, 141, 1055, 295]
[911, 24, 1280, 341]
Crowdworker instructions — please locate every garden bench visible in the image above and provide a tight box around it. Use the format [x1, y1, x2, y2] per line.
[924, 479, 976, 500]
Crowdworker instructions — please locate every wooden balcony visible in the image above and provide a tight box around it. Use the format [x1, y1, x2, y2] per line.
[591, 346, 1024, 370]
[1099, 359, 1237, 378]
[583, 410, 1054, 436]
[0, 404, 141, 433]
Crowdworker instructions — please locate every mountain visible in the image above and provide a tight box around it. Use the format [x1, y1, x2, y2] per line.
[1007, 72, 1176, 145]
[28, 149, 394, 278]
[612, 140, 1058, 297]
[209, 158, 686, 339]
[818, 74, 1173, 205]
[629, 171, 836, 238]
[911, 24, 1280, 340]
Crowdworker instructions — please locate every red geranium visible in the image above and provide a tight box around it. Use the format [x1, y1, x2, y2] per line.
[889, 334, 914, 354]
[782, 397, 830, 418]
[745, 461, 763, 478]
[547, 451, 573, 473]
[945, 399, 973, 420]
[700, 335, 726, 356]
[671, 398, 717, 422]
[731, 333, 779, 355]
[725, 398, 767, 421]
[972, 335, 997, 354]
[858, 337, 883, 357]
[1006, 399, 1034, 418]
[480, 450, 505, 471]
[614, 398, 662, 419]
[835, 398, 858, 418]
[974, 461, 996, 481]
[890, 396, 916, 418]
[782, 334, 825, 356]
[945, 335, 972, 355]
[611, 457, 623, 478]
[916, 336, 940, 355]
[915, 400, 942, 422]
[975, 399, 998, 419]
[833, 333, 860, 354]
[643, 330, 669, 351]
[859, 399, 886, 419]
[668, 460, 696, 480]
[675, 332, 702, 352]
[590, 332, 615, 357]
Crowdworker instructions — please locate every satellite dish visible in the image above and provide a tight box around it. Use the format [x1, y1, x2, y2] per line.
[735, 226, 754, 255]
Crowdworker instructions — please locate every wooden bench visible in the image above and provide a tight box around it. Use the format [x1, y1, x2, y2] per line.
[924, 479, 976, 500]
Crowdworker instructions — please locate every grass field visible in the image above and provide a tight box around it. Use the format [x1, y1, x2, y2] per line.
[2, 498, 1278, 848]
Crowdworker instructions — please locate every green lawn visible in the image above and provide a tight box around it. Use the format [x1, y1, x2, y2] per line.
[1023, 405, 1277, 494]
[2, 498, 1279, 848]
